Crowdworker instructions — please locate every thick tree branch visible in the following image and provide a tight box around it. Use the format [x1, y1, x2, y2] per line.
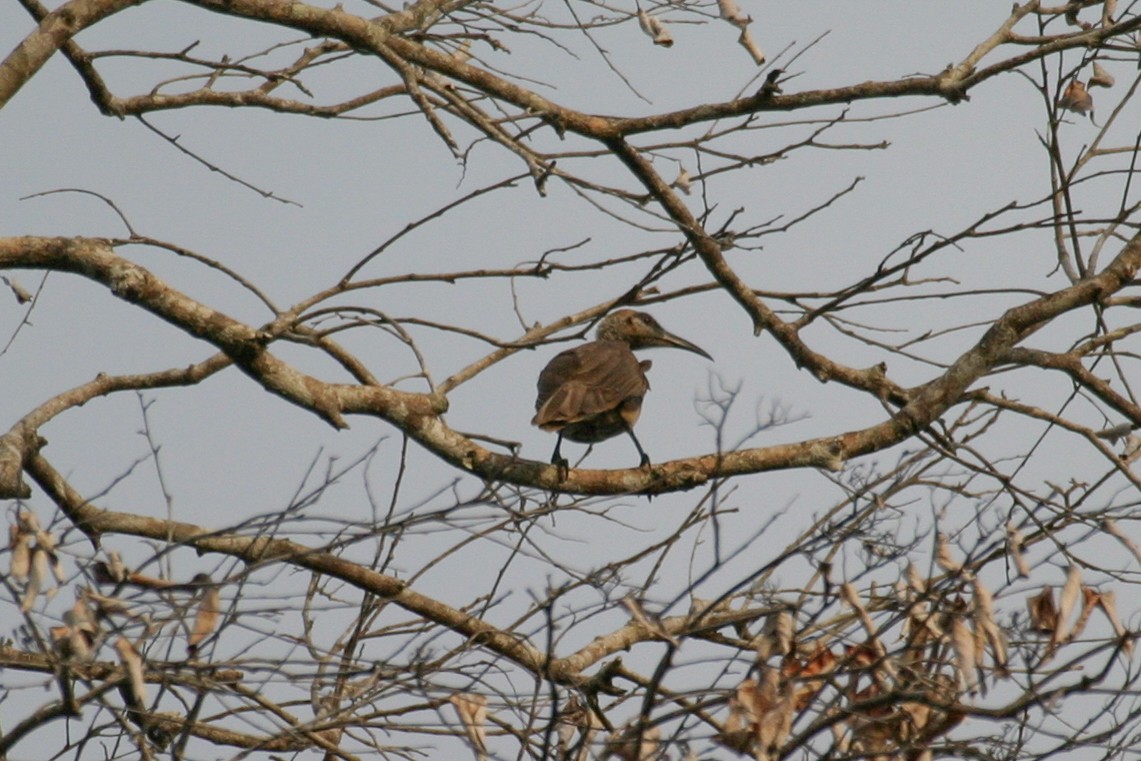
[1, 0, 143, 109]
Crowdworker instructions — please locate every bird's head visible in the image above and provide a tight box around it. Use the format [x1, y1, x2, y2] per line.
[596, 310, 713, 359]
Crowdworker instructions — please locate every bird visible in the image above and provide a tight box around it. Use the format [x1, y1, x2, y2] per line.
[532, 310, 712, 473]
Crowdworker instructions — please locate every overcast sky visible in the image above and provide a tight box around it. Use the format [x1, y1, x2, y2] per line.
[2, 3, 1137, 756]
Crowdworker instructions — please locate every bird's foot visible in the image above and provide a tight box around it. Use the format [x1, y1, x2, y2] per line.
[638, 453, 651, 470]
[552, 455, 570, 481]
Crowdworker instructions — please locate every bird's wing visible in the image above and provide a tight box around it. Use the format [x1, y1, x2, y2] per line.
[533, 341, 647, 427]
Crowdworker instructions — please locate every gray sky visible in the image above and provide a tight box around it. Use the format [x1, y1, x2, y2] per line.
[2, 2, 1137, 756]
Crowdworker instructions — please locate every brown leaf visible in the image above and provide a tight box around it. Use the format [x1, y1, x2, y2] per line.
[972, 576, 1008, 675]
[605, 723, 660, 761]
[1064, 3, 1081, 26]
[1059, 79, 1094, 115]
[935, 532, 962, 574]
[672, 167, 692, 196]
[1053, 564, 1083, 647]
[114, 637, 147, 710]
[951, 616, 977, 695]
[1, 276, 32, 304]
[756, 693, 794, 761]
[55, 597, 99, 661]
[557, 696, 601, 761]
[1027, 587, 1058, 634]
[1096, 590, 1132, 655]
[1103, 0, 1117, 26]
[22, 547, 52, 611]
[766, 608, 795, 657]
[1090, 62, 1115, 88]
[716, 0, 750, 28]
[1070, 586, 1101, 640]
[449, 692, 489, 760]
[9, 523, 31, 582]
[1005, 521, 1031, 578]
[188, 579, 221, 655]
[82, 587, 134, 618]
[737, 28, 766, 66]
[721, 678, 757, 752]
[636, 8, 673, 47]
[101, 551, 129, 583]
[906, 562, 928, 594]
[785, 641, 837, 710]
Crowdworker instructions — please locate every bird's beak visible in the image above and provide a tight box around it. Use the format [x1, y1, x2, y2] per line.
[658, 330, 713, 361]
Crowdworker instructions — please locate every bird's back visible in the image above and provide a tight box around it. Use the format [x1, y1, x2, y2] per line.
[532, 340, 650, 430]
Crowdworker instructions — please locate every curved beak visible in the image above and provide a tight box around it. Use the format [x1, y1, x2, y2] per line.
[656, 330, 713, 361]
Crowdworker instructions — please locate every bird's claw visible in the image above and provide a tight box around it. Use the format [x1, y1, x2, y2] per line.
[638, 454, 651, 470]
[552, 456, 570, 481]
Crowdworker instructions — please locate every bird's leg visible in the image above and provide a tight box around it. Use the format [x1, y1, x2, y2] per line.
[625, 426, 651, 469]
[550, 433, 570, 480]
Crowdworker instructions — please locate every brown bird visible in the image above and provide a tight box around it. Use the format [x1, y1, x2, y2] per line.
[532, 310, 712, 472]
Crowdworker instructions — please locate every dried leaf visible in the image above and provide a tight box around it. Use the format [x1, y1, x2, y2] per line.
[449, 692, 489, 760]
[50, 625, 72, 653]
[55, 599, 98, 661]
[906, 562, 927, 594]
[1059, 79, 1093, 115]
[605, 723, 660, 761]
[1053, 564, 1083, 646]
[1096, 590, 1132, 654]
[672, 167, 692, 195]
[1101, 519, 1141, 566]
[972, 576, 1008, 674]
[785, 642, 836, 710]
[9, 523, 30, 582]
[188, 582, 221, 655]
[935, 532, 962, 574]
[47, 545, 65, 585]
[1027, 587, 1058, 634]
[70, 595, 97, 630]
[1071, 586, 1099, 642]
[1005, 521, 1031, 578]
[107, 551, 128, 583]
[1096, 423, 1133, 442]
[1064, 3, 1087, 27]
[114, 637, 148, 710]
[737, 27, 766, 66]
[716, 0, 749, 28]
[721, 667, 795, 758]
[22, 547, 51, 611]
[1103, 0, 1117, 26]
[902, 590, 942, 669]
[841, 584, 898, 684]
[1, 276, 32, 304]
[17, 509, 41, 534]
[82, 587, 134, 618]
[844, 642, 879, 670]
[557, 696, 600, 761]
[721, 678, 757, 752]
[453, 39, 472, 64]
[766, 608, 794, 656]
[636, 8, 674, 47]
[10, 510, 59, 597]
[756, 691, 794, 761]
[726, 667, 793, 761]
[841, 583, 883, 651]
[1122, 435, 1141, 464]
[1090, 62, 1115, 88]
[950, 616, 977, 694]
